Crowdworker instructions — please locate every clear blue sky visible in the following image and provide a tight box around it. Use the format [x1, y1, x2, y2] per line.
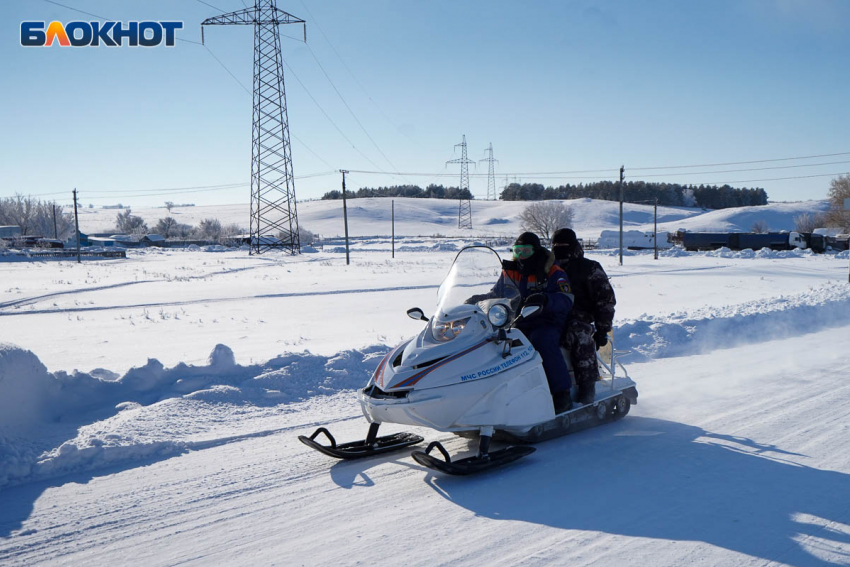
[1, 0, 848, 209]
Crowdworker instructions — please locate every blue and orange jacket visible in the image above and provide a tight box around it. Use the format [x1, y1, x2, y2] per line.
[500, 250, 574, 329]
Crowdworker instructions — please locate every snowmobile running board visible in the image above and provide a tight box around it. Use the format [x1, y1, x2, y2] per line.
[495, 387, 637, 444]
[411, 441, 536, 476]
[298, 424, 424, 460]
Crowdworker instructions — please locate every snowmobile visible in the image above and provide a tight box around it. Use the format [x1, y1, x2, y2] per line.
[299, 245, 638, 475]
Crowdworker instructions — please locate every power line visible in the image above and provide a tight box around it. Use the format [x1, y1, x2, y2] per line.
[296, 0, 416, 145]
[631, 151, 850, 171]
[43, 0, 205, 45]
[278, 57, 391, 175]
[304, 42, 406, 181]
[195, 0, 227, 13]
[697, 171, 850, 185]
[346, 157, 850, 180]
[26, 171, 336, 200]
[636, 159, 850, 178]
[201, 44, 336, 171]
[42, 0, 104, 20]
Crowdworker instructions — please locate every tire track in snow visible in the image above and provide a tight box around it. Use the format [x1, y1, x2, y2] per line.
[0, 283, 440, 317]
[0, 257, 328, 312]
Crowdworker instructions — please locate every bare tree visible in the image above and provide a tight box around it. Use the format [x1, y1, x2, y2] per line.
[155, 217, 179, 237]
[518, 201, 574, 242]
[174, 223, 193, 239]
[115, 209, 148, 234]
[219, 223, 245, 245]
[299, 226, 314, 245]
[165, 201, 175, 213]
[793, 212, 827, 234]
[0, 194, 36, 234]
[0, 196, 74, 238]
[194, 218, 222, 240]
[751, 220, 770, 234]
[826, 174, 850, 231]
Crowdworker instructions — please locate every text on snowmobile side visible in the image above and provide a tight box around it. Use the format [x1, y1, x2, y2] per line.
[460, 347, 533, 381]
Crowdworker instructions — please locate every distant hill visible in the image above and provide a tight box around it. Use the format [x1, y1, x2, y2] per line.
[76, 198, 830, 240]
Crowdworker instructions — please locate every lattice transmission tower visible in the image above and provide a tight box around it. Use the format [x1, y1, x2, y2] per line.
[479, 143, 498, 200]
[201, 1, 305, 255]
[446, 135, 474, 229]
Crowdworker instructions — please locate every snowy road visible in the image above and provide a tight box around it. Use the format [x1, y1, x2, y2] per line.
[3, 325, 849, 567]
[3, 246, 850, 566]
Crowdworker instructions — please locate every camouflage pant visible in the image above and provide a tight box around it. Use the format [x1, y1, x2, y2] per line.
[561, 319, 599, 387]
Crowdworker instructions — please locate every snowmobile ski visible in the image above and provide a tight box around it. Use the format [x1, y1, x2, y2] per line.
[298, 425, 423, 460]
[411, 441, 535, 476]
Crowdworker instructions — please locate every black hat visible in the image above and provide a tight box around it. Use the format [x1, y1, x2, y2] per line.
[551, 228, 578, 247]
[514, 231, 541, 249]
[552, 227, 582, 260]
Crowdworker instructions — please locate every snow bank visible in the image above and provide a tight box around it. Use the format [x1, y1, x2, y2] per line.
[3, 281, 848, 490]
[596, 246, 839, 260]
[0, 342, 387, 490]
[615, 285, 850, 361]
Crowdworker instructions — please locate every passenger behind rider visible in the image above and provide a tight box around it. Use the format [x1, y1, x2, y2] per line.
[467, 232, 575, 414]
[551, 228, 617, 406]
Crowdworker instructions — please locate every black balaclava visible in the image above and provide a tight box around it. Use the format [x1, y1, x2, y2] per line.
[552, 228, 583, 261]
[514, 232, 546, 277]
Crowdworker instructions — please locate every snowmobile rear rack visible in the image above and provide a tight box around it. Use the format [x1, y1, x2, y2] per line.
[298, 423, 424, 460]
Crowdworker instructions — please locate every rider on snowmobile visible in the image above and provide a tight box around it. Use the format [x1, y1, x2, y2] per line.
[468, 232, 575, 413]
[551, 227, 617, 406]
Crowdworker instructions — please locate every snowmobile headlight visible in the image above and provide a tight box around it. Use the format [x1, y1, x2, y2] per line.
[431, 317, 470, 342]
[487, 304, 509, 328]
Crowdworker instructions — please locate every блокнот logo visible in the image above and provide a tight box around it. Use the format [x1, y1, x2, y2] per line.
[21, 21, 183, 47]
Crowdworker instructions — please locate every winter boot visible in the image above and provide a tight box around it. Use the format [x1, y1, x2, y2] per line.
[553, 390, 573, 414]
[576, 381, 595, 405]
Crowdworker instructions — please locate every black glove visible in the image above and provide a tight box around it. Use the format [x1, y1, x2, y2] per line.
[593, 329, 609, 350]
[523, 293, 548, 309]
[464, 294, 488, 305]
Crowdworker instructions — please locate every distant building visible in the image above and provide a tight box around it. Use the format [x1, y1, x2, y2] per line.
[597, 230, 673, 250]
[233, 234, 282, 246]
[0, 226, 21, 238]
[89, 236, 123, 247]
[142, 234, 166, 246]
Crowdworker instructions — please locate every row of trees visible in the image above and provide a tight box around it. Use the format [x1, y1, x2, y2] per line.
[115, 209, 244, 241]
[114, 210, 316, 245]
[499, 181, 769, 209]
[322, 184, 474, 200]
[0, 194, 75, 239]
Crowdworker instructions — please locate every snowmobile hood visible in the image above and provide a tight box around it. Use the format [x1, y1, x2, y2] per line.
[372, 308, 536, 393]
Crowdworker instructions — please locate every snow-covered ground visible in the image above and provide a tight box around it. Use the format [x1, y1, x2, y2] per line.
[75, 197, 830, 241]
[2, 227, 850, 565]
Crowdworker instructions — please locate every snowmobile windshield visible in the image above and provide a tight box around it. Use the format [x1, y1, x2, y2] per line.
[435, 246, 521, 316]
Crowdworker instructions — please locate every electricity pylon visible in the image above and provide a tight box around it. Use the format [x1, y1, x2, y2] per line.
[479, 143, 498, 200]
[201, 1, 305, 254]
[446, 135, 474, 229]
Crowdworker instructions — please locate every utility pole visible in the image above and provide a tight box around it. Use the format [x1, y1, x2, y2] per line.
[447, 135, 474, 229]
[845, 198, 850, 282]
[619, 165, 625, 266]
[52, 204, 58, 239]
[340, 170, 350, 266]
[391, 199, 395, 259]
[72, 189, 81, 264]
[201, 1, 306, 255]
[654, 197, 658, 260]
[479, 143, 498, 201]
